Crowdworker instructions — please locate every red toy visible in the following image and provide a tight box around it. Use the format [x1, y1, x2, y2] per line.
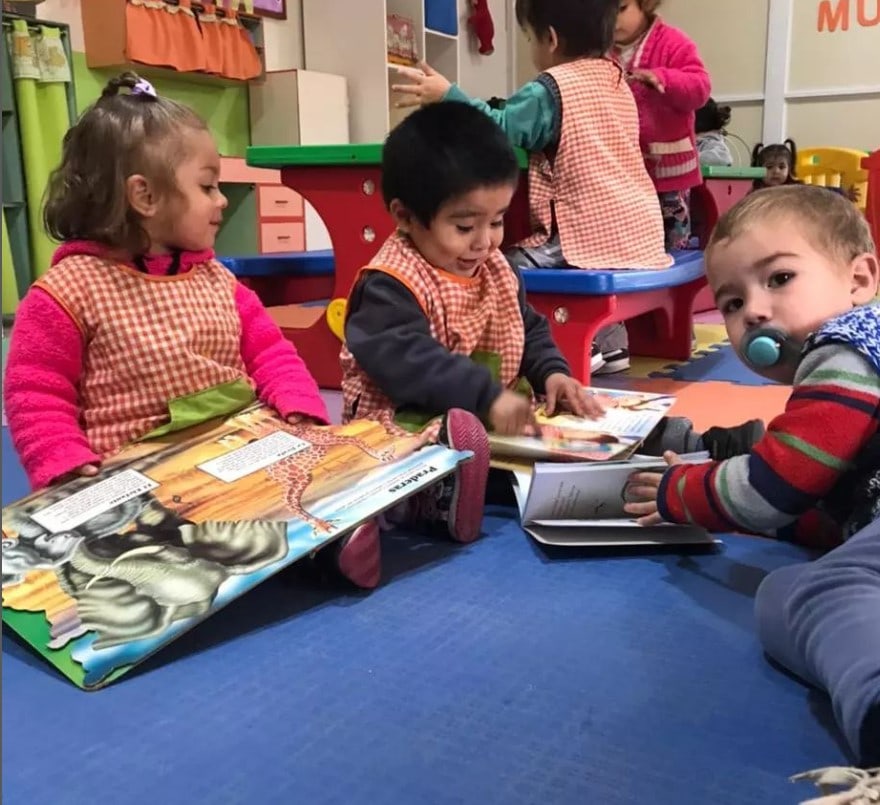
[467, 0, 494, 55]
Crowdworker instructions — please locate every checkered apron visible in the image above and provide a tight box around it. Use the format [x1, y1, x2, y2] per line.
[340, 233, 526, 427]
[520, 59, 671, 270]
[36, 255, 249, 455]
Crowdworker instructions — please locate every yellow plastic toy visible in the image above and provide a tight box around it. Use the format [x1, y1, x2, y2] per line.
[326, 297, 347, 342]
[797, 147, 869, 212]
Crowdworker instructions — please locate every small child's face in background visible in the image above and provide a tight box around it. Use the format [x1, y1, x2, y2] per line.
[708, 217, 878, 383]
[762, 156, 791, 187]
[155, 128, 228, 252]
[404, 184, 515, 277]
[615, 1, 649, 46]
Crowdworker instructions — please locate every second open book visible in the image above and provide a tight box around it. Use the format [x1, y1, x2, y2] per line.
[495, 387, 718, 547]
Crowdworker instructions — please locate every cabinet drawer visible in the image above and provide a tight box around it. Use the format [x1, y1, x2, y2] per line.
[258, 184, 305, 219]
[260, 221, 306, 253]
[219, 157, 281, 185]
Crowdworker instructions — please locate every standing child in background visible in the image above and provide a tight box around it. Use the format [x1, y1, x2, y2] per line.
[2, 73, 378, 591]
[614, 0, 711, 251]
[341, 102, 603, 540]
[624, 186, 880, 768]
[392, 0, 670, 375]
[695, 97, 733, 167]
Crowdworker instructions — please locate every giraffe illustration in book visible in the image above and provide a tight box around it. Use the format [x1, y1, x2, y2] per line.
[230, 411, 425, 534]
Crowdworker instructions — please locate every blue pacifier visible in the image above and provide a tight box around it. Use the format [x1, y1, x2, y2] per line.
[741, 327, 801, 370]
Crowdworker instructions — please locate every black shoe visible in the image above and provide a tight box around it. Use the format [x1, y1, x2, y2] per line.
[702, 419, 765, 461]
[641, 416, 703, 456]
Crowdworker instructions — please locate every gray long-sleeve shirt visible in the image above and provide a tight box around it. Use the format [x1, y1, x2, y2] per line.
[344, 264, 570, 420]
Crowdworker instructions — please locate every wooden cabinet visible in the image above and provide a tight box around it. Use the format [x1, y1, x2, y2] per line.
[248, 68, 350, 251]
[216, 157, 306, 256]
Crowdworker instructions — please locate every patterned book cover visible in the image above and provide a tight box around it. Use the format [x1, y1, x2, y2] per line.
[2, 404, 468, 689]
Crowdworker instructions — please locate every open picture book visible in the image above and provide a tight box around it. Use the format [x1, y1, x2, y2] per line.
[1, 404, 470, 689]
[489, 387, 676, 463]
[511, 454, 718, 547]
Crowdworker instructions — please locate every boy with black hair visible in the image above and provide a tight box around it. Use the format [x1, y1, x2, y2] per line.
[340, 101, 599, 550]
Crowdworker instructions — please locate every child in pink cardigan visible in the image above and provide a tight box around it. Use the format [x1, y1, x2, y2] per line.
[614, 0, 711, 250]
[4, 72, 379, 590]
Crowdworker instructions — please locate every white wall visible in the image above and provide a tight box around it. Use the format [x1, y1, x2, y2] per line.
[457, 0, 510, 100]
[37, 0, 85, 50]
[262, 1, 305, 71]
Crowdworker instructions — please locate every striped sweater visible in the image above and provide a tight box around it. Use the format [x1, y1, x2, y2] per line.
[657, 305, 880, 546]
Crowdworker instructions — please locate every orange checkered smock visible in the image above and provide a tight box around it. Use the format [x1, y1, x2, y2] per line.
[35, 254, 250, 456]
[340, 233, 525, 425]
[521, 58, 672, 270]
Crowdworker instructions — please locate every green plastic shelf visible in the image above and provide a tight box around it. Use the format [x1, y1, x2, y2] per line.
[701, 165, 765, 179]
[247, 143, 530, 169]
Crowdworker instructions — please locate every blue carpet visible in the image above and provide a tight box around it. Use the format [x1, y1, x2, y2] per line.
[651, 343, 774, 386]
[2, 429, 845, 804]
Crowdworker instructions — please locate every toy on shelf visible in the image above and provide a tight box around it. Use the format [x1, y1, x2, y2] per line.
[386, 14, 417, 66]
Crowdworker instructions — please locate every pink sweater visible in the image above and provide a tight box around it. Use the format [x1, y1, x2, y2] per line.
[4, 241, 329, 489]
[615, 17, 711, 193]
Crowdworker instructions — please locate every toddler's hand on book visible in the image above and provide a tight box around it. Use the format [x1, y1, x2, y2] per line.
[623, 451, 682, 526]
[286, 413, 322, 428]
[52, 463, 100, 486]
[489, 390, 537, 436]
[391, 62, 451, 108]
[544, 374, 604, 419]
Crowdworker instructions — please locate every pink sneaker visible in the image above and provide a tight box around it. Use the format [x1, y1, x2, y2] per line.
[332, 519, 382, 589]
[414, 408, 490, 543]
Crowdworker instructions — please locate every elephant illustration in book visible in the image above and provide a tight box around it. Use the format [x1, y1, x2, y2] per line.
[2, 492, 288, 650]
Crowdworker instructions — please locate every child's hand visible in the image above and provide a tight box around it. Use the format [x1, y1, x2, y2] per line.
[286, 413, 323, 428]
[623, 451, 682, 526]
[391, 62, 451, 108]
[845, 185, 861, 203]
[53, 463, 100, 486]
[489, 390, 538, 436]
[543, 373, 604, 419]
[628, 69, 665, 93]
